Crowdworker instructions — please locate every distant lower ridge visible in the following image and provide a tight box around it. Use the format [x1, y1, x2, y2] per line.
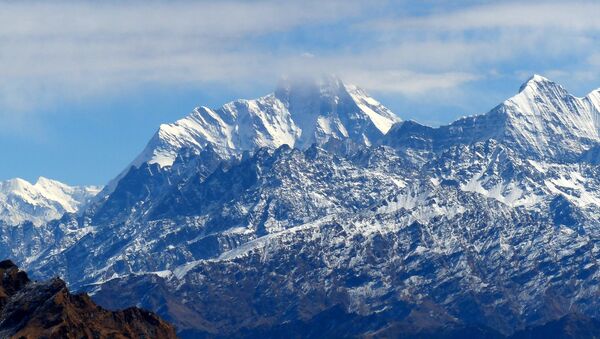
[0, 259, 176, 339]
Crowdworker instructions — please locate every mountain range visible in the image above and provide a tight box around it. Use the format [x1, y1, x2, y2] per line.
[2, 74, 600, 338]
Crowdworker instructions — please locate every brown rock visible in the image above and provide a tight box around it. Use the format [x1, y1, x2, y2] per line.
[0, 260, 177, 339]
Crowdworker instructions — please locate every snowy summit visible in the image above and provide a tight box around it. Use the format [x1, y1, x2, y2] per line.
[0, 177, 100, 226]
[131, 75, 401, 168]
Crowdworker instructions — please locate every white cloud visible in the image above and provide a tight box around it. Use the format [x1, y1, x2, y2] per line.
[0, 1, 364, 97]
[0, 1, 361, 38]
[350, 1, 600, 94]
[371, 2, 600, 32]
[345, 70, 480, 95]
[0, 0, 600, 120]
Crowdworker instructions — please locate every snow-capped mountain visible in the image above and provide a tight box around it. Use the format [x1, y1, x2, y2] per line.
[0, 177, 100, 226]
[131, 75, 400, 169]
[3, 75, 600, 337]
[385, 74, 600, 161]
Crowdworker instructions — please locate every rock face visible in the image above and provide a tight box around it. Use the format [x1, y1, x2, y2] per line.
[3, 75, 600, 337]
[0, 260, 177, 339]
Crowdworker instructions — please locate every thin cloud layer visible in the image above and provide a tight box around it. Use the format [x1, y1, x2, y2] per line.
[0, 0, 599, 117]
[380, 2, 600, 31]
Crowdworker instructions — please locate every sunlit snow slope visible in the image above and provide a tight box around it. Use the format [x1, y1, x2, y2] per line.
[131, 75, 400, 168]
[0, 177, 100, 226]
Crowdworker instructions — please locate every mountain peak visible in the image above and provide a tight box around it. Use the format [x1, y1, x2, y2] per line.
[0, 177, 100, 226]
[274, 73, 400, 142]
[35, 176, 67, 188]
[126, 76, 400, 170]
[382, 74, 600, 161]
[528, 73, 550, 83]
[587, 87, 600, 100]
[496, 74, 599, 158]
[518, 74, 564, 94]
[0, 178, 31, 191]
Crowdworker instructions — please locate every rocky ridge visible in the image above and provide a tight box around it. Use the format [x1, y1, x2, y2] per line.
[0, 259, 176, 339]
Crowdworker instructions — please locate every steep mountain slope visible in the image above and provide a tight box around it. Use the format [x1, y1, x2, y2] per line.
[384, 75, 600, 162]
[4, 75, 600, 337]
[87, 143, 600, 336]
[131, 75, 400, 169]
[0, 260, 177, 338]
[31, 144, 409, 287]
[0, 177, 100, 226]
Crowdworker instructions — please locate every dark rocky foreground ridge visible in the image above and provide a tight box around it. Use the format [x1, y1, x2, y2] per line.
[0, 259, 177, 339]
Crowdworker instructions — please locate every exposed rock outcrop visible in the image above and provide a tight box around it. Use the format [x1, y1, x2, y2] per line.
[0, 260, 176, 339]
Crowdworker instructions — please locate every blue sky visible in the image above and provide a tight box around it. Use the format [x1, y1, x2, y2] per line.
[2, 0, 600, 185]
